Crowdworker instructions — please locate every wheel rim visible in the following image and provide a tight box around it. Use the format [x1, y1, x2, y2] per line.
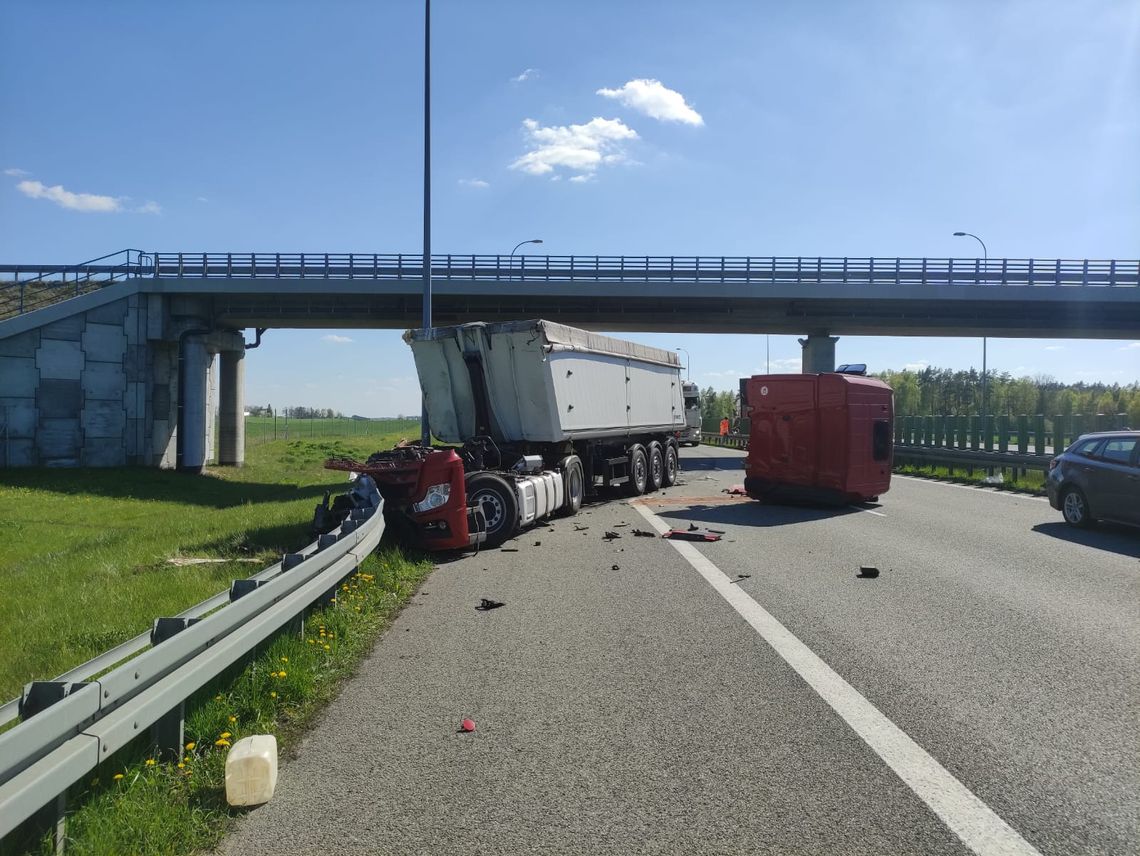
[635, 456, 646, 490]
[651, 452, 663, 485]
[1063, 491, 1084, 523]
[666, 450, 677, 482]
[473, 490, 505, 532]
[569, 469, 583, 505]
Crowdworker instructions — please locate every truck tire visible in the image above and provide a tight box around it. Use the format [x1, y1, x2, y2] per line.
[663, 442, 679, 487]
[559, 455, 585, 516]
[646, 441, 664, 491]
[465, 472, 519, 547]
[626, 445, 649, 496]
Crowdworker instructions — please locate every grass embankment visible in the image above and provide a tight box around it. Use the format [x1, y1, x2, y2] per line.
[1, 429, 434, 855]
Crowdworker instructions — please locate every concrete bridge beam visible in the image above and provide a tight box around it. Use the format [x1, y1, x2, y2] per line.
[798, 334, 839, 373]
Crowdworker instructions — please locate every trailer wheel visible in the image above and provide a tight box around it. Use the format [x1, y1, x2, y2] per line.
[626, 445, 649, 496]
[646, 442, 664, 491]
[663, 442, 679, 487]
[465, 472, 519, 547]
[558, 455, 585, 516]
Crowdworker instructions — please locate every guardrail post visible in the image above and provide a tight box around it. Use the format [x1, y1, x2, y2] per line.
[1017, 415, 1028, 454]
[933, 415, 945, 448]
[922, 415, 933, 446]
[982, 415, 994, 452]
[153, 700, 186, 762]
[998, 415, 1009, 453]
[969, 416, 980, 451]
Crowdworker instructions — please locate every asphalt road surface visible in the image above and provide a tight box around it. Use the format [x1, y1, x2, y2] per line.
[221, 445, 1139, 855]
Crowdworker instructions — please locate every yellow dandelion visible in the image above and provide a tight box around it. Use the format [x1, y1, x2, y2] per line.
[177, 762, 185, 769]
[184, 756, 191, 763]
[323, 644, 331, 651]
[270, 691, 277, 698]
[113, 773, 124, 781]
[220, 731, 232, 739]
[215, 694, 223, 701]
[280, 656, 288, 663]
[215, 738, 231, 747]
[278, 670, 287, 678]
[185, 742, 196, 751]
[145, 758, 155, 766]
[307, 638, 315, 644]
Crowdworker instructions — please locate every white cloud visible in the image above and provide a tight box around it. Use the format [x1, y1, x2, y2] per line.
[568, 174, 592, 184]
[196, 196, 209, 203]
[902, 360, 929, 372]
[1043, 345, 1066, 351]
[4, 167, 29, 177]
[510, 116, 638, 180]
[511, 68, 538, 83]
[322, 334, 354, 344]
[16, 179, 122, 212]
[1119, 342, 1140, 351]
[596, 78, 704, 126]
[458, 178, 490, 189]
[703, 369, 743, 378]
[136, 201, 162, 215]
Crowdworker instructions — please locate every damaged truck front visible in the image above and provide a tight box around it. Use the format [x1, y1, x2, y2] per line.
[316, 320, 687, 550]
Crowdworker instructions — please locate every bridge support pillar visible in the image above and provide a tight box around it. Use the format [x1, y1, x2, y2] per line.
[177, 336, 209, 473]
[797, 334, 838, 373]
[218, 338, 245, 467]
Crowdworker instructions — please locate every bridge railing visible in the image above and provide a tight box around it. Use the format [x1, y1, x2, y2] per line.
[143, 253, 1139, 287]
[0, 250, 152, 319]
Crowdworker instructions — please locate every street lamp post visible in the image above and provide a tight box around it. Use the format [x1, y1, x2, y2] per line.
[509, 239, 543, 281]
[675, 347, 690, 380]
[420, 0, 432, 447]
[953, 231, 989, 430]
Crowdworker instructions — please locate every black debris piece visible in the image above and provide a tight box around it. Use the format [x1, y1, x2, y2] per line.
[534, 541, 541, 546]
[663, 529, 722, 542]
[613, 522, 630, 528]
[501, 547, 520, 553]
[476, 598, 505, 611]
[611, 564, 620, 570]
[688, 523, 699, 531]
[857, 566, 880, 579]
[633, 528, 656, 537]
[707, 528, 726, 534]
[574, 524, 589, 531]
[603, 531, 622, 541]
[729, 574, 752, 585]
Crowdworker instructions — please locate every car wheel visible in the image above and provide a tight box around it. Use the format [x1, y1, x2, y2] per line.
[626, 445, 648, 496]
[558, 455, 585, 516]
[646, 442, 664, 491]
[663, 442, 679, 487]
[1061, 487, 1094, 529]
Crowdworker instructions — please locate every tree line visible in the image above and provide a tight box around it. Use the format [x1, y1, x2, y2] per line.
[697, 368, 1140, 432]
[245, 405, 346, 419]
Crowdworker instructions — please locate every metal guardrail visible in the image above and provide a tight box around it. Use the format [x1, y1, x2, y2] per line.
[892, 444, 1052, 472]
[701, 431, 748, 449]
[0, 249, 152, 319]
[0, 479, 385, 841]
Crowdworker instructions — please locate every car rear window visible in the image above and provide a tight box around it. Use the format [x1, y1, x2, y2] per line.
[1098, 438, 1137, 465]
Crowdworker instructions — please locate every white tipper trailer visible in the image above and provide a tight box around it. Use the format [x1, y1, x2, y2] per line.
[361, 319, 688, 548]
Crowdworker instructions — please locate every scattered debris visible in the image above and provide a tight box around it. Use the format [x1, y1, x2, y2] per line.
[729, 574, 752, 584]
[603, 531, 622, 541]
[613, 522, 630, 528]
[476, 598, 505, 611]
[982, 473, 1005, 486]
[501, 547, 519, 553]
[573, 524, 589, 531]
[688, 523, 699, 531]
[723, 485, 747, 495]
[459, 719, 476, 733]
[707, 528, 726, 534]
[632, 528, 656, 537]
[857, 566, 880, 579]
[611, 564, 620, 570]
[534, 541, 541, 546]
[663, 530, 722, 542]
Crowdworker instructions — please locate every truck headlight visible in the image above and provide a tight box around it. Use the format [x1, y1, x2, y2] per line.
[412, 483, 451, 513]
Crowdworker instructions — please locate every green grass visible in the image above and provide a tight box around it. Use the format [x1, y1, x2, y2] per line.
[0, 427, 436, 855]
[0, 424, 416, 700]
[894, 462, 1046, 494]
[243, 416, 419, 448]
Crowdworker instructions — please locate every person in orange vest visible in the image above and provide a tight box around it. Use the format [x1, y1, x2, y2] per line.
[720, 417, 730, 436]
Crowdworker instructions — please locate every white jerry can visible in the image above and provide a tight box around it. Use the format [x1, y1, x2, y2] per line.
[225, 734, 279, 807]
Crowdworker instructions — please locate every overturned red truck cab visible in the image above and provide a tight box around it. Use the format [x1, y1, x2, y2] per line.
[741, 370, 893, 505]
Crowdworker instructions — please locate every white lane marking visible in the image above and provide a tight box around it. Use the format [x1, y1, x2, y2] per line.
[633, 502, 1042, 856]
[895, 474, 1049, 502]
[850, 505, 887, 517]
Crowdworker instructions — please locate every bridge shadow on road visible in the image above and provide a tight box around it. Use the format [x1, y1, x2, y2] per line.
[656, 500, 864, 529]
[1031, 521, 1140, 559]
[679, 455, 745, 472]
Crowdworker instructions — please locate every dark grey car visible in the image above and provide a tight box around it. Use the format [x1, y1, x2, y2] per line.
[1046, 431, 1140, 528]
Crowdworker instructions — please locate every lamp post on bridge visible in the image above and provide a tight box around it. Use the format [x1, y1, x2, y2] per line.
[675, 347, 690, 380]
[509, 239, 543, 281]
[420, 0, 432, 447]
[953, 231, 989, 429]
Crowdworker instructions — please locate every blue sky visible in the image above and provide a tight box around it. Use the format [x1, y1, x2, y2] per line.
[1, 0, 1137, 416]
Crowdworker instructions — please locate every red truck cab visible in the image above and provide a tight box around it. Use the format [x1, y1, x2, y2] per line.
[742, 372, 893, 505]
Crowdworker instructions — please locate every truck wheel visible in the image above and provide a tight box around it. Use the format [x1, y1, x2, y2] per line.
[626, 445, 649, 496]
[465, 472, 519, 546]
[559, 455, 585, 516]
[663, 443, 679, 487]
[647, 442, 664, 491]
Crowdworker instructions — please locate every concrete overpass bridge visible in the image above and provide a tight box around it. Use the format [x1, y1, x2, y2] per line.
[1, 250, 1137, 470]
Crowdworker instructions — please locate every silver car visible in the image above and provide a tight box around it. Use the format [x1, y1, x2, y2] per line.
[1046, 431, 1140, 528]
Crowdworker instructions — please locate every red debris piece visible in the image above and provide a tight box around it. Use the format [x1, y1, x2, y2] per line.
[460, 718, 476, 733]
[723, 485, 747, 495]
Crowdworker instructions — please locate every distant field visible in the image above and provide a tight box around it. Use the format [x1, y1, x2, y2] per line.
[0, 429, 416, 701]
[243, 415, 420, 448]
